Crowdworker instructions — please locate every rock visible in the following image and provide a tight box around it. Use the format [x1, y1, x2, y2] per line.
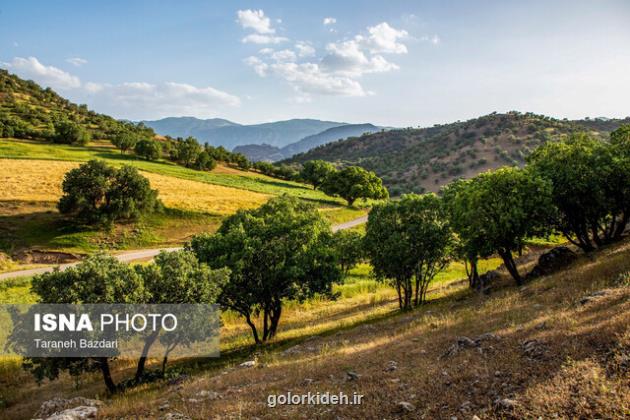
[398, 401, 416, 412]
[494, 397, 519, 409]
[34, 397, 103, 419]
[302, 378, 314, 385]
[346, 371, 360, 381]
[527, 246, 577, 279]
[196, 390, 220, 400]
[45, 406, 98, 420]
[384, 360, 398, 372]
[580, 289, 611, 305]
[472, 415, 481, 420]
[239, 360, 256, 368]
[522, 339, 547, 360]
[475, 333, 500, 343]
[167, 374, 190, 386]
[159, 403, 171, 411]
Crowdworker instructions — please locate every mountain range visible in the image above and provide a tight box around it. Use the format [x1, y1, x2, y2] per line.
[141, 117, 350, 152]
[233, 123, 382, 161]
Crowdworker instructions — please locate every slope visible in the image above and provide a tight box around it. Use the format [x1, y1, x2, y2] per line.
[285, 112, 630, 195]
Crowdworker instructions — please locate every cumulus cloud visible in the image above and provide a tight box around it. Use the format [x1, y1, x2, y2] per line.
[2, 56, 240, 119]
[244, 56, 269, 77]
[295, 41, 316, 57]
[242, 33, 288, 44]
[242, 21, 408, 99]
[366, 22, 408, 54]
[66, 57, 88, 67]
[323, 17, 336, 26]
[237, 9, 287, 44]
[236, 9, 274, 34]
[4, 56, 81, 89]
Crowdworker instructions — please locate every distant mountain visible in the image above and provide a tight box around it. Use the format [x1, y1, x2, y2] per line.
[142, 117, 347, 150]
[141, 117, 239, 139]
[234, 123, 382, 162]
[284, 112, 630, 196]
[232, 144, 284, 162]
[280, 123, 381, 159]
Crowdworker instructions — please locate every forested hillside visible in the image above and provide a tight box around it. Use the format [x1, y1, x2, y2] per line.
[0, 69, 152, 141]
[286, 112, 630, 195]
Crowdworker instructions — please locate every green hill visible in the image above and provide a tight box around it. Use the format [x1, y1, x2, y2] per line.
[285, 112, 630, 195]
[0, 69, 152, 141]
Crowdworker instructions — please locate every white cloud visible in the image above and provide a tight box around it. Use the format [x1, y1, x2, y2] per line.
[271, 61, 369, 97]
[366, 22, 408, 54]
[295, 42, 316, 57]
[242, 20, 407, 98]
[271, 49, 297, 62]
[242, 33, 288, 44]
[236, 9, 274, 34]
[4, 56, 81, 89]
[323, 17, 336, 26]
[244, 56, 269, 76]
[2, 56, 240, 119]
[66, 57, 88, 67]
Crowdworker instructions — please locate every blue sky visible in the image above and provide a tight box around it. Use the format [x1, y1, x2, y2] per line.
[1, 1, 629, 126]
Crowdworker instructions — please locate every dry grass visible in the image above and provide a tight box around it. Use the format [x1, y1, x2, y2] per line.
[0, 159, 270, 216]
[1, 240, 629, 419]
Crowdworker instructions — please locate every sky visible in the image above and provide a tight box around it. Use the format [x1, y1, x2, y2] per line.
[1, 0, 629, 127]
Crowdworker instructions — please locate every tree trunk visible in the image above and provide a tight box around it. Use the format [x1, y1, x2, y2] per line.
[244, 313, 261, 345]
[347, 197, 356, 207]
[134, 330, 160, 383]
[395, 281, 402, 309]
[499, 249, 522, 286]
[98, 357, 117, 394]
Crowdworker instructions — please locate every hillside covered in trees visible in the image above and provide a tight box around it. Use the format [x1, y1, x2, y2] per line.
[285, 112, 630, 195]
[0, 69, 153, 141]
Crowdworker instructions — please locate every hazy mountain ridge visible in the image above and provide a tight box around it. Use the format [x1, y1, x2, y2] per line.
[284, 112, 630, 196]
[142, 117, 348, 150]
[234, 123, 382, 161]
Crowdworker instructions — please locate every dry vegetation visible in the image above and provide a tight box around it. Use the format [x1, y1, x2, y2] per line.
[1, 239, 628, 419]
[0, 159, 270, 216]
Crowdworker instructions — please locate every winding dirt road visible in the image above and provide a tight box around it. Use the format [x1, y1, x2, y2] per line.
[0, 216, 368, 281]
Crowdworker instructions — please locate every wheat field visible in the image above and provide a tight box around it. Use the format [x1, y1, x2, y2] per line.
[0, 159, 270, 215]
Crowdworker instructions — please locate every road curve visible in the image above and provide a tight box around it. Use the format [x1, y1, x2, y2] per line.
[0, 216, 368, 281]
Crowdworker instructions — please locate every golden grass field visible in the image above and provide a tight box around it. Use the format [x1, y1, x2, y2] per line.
[0, 159, 270, 215]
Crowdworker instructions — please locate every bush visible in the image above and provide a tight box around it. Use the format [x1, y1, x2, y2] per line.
[134, 138, 161, 161]
[52, 119, 90, 145]
[58, 160, 161, 224]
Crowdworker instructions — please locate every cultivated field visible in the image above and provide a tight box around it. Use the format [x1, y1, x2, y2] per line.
[0, 159, 270, 216]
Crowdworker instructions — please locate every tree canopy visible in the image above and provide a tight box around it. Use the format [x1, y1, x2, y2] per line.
[365, 194, 453, 309]
[58, 160, 161, 224]
[189, 195, 341, 344]
[300, 160, 336, 189]
[322, 165, 389, 206]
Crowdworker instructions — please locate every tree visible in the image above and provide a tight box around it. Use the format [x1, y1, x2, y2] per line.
[134, 138, 161, 161]
[111, 130, 139, 154]
[133, 250, 228, 381]
[444, 167, 553, 285]
[528, 134, 621, 251]
[365, 194, 452, 309]
[331, 230, 364, 277]
[189, 195, 341, 344]
[608, 125, 630, 237]
[52, 119, 90, 145]
[194, 150, 217, 171]
[58, 160, 161, 224]
[27, 254, 148, 393]
[175, 137, 202, 168]
[322, 166, 389, 206]
[300, 160, 337, 189]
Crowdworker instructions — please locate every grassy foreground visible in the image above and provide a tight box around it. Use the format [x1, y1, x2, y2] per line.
[1, 238, 628, 418]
